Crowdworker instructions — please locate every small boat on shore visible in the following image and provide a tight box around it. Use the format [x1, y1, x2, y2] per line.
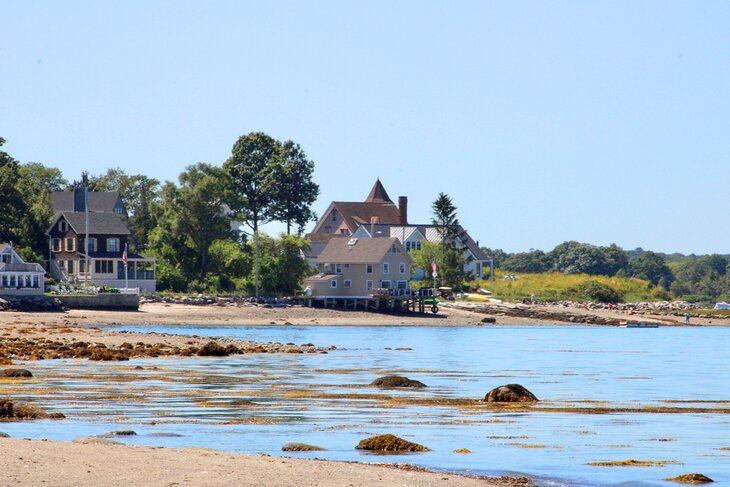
[620, 322, 659, 328]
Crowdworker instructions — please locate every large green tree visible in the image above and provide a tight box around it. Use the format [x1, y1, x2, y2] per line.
[0, 138, 28, 245]
[148, 163, 232, 280]
[224, 132, 280, 297]
[271, 140, 319, 235]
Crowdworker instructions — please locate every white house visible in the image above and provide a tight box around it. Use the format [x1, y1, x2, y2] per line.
[0, 243, 46, 296]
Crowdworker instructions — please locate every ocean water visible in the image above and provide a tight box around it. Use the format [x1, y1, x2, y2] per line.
[3, 325, 729, 486]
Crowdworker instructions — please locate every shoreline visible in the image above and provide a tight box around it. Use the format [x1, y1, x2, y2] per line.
[0, 438, 531, 487]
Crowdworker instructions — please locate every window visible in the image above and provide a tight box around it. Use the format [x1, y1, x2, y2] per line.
[95, 259, 114, 274]
[67, 260, 75, 274]
[344, 280, 351, 288]
[391, 244, 400, 253]
[339, 228, 350, 236]
[65, 238, 76, 252]
[382, 262, 389, 274]
[84, 238, 97, 253]
[107, 238, 119, 252]
[324, 263, 331, 271]
[344, 263, 350, 268]
[380, 280, 391, 289]
[399, 262, 406, 274]
[1, 254, 11, 264]
[52, 238, 62, 252]
[406, 241, 421, 252]
[335, 263, 342, 274]
[366, 264, 373, 274]
[330, 279, 337, 288]
[331, 210, 338, 221]
[80, 260, 86, 273]
[58, 220, 68, 232]
[57, 260, 65, 271]
[397, 280, 408, 290]
[366, 280, 373, 291]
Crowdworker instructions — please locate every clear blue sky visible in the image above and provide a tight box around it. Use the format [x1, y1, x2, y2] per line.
[2, 1, 728, 254]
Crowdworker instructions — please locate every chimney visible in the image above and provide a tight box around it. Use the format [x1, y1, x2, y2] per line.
[73, 186, 87, 212]
[398, 196, 408, 225]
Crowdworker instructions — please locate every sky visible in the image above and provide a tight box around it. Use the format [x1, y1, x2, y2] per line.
[2, 1, 728, 255]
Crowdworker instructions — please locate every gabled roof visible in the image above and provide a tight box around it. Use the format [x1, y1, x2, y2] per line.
[365, 179, 393, 204]
[353, 223, 488, 261]
[317, 237, 411, 264]
[51, 191, 123, 214]
[0, 262, 45, 273]
[50, 212, 131, 236]
[321, 201, 402, 234]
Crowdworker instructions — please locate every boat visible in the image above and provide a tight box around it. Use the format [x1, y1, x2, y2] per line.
[620, 322, 659, 328]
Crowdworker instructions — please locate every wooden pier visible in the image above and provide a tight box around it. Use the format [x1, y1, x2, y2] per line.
[294, 290, 439, 315]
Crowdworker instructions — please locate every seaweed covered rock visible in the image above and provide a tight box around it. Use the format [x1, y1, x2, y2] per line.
[356, 434, 430, 453]
[103, 430, 137, 437]
[281, 442, 326, 452]
[0, 398, 13, 418]
[484, 384, 538, 402]
[0, 369, 33, 378]
[665, 473, 714, 484]
[370, 375, 427, 388]
[0, 431, 9, 438]
[197, 341, 229, 356]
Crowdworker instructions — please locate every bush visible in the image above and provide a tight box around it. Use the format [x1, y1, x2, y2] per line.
[570, 280, 623, 303]
[681, 294, 713, 304]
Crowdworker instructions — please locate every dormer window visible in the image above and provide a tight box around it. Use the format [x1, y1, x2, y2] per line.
[331, 210, 338, 221]
[58, 220, 68, 232]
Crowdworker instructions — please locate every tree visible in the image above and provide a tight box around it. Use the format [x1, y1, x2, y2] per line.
[630, 251, 674, 287]
[502, 250, 552, 273]
[224, 132, 280, 297]
[429, 193, 468, 288]
[148, 163, 232, 280]
[271, 141, 319, 235]
[17, 162, 68, 253]
[0, 137, 28, 244]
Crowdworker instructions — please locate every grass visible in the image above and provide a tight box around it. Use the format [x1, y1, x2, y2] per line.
[472, 271, 665, 303]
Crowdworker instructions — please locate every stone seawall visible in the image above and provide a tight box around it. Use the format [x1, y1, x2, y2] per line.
[55, 294, 139, 311]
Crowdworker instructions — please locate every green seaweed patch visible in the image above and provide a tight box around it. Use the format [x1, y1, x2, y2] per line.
[356, 434, 430, 453]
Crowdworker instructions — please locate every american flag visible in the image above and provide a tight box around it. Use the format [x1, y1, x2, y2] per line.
[122, 245, 128, 266]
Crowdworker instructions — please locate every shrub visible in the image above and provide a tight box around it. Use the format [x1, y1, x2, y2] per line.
[570, 280, 623, 303]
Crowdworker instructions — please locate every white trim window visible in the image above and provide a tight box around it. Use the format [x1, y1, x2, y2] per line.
[405, 240, 421, 251]
[52, 238, 62, 252]
[330, 279, 337, 288]
[107, 238, 119, 252]
[366, 280, 373, 291]
[65, 237, 76, 252]
[335, 263, 342, 274]
[85, 238, 97, 253]
[380, 280, 391, 289]
[382, 262, 390, 274]
[58, 220, 68, 232]
[344, 280, 352, 288]
[366, 264, 373, 274]
[399, 262, 406, 274]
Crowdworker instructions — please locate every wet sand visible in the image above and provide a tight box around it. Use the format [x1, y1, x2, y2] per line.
[0, 438, 528, 487]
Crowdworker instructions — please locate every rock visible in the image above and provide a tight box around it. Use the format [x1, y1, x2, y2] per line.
[370, 375, 427, 388]
[484, 384, 539, 402]
[480, 317, 496, 324]
[356, 434, 430, 452]
[453, 448, 471, 453]
[12, 403, 49, 419]
[0, 398, 13, 418]
[197, 341, 229, 356]
[0, 369, 33, 378]
[73, 437, 121, 445]
[0, 431, 9, 438]
[281, 442, 327, 452]
[665, 473, 714, 484]
[103, 430, 137, 436]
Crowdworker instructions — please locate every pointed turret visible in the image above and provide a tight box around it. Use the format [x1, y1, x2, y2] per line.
[365, 179, 393, 204]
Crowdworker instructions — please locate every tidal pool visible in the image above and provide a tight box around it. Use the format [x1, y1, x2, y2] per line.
[3, 325, 729, 486]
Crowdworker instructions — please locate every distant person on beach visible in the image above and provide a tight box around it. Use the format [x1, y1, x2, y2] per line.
[530, 294, 536, 304]
[684, 313, 690, 324]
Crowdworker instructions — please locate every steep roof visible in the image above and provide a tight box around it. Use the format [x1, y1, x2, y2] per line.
[331, 201, 401, 232]
[51, 191, 123, 214]
[317, 237, 410, 264]
[365, 179, 393, 204]
[51, 212, 131, 236]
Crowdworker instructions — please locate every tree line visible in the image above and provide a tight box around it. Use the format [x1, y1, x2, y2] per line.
[482, 242, 730, 303]
[0, 133, 318, 295]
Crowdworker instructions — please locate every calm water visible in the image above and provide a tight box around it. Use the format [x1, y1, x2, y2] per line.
[3, 325, 729, 487]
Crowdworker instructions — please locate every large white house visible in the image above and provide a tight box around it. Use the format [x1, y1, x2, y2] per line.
[0, 243, 46, 296]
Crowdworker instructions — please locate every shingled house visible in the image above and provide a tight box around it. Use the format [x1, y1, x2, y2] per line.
[303, 237, 412, 299]
[47, 188, 156, 292]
